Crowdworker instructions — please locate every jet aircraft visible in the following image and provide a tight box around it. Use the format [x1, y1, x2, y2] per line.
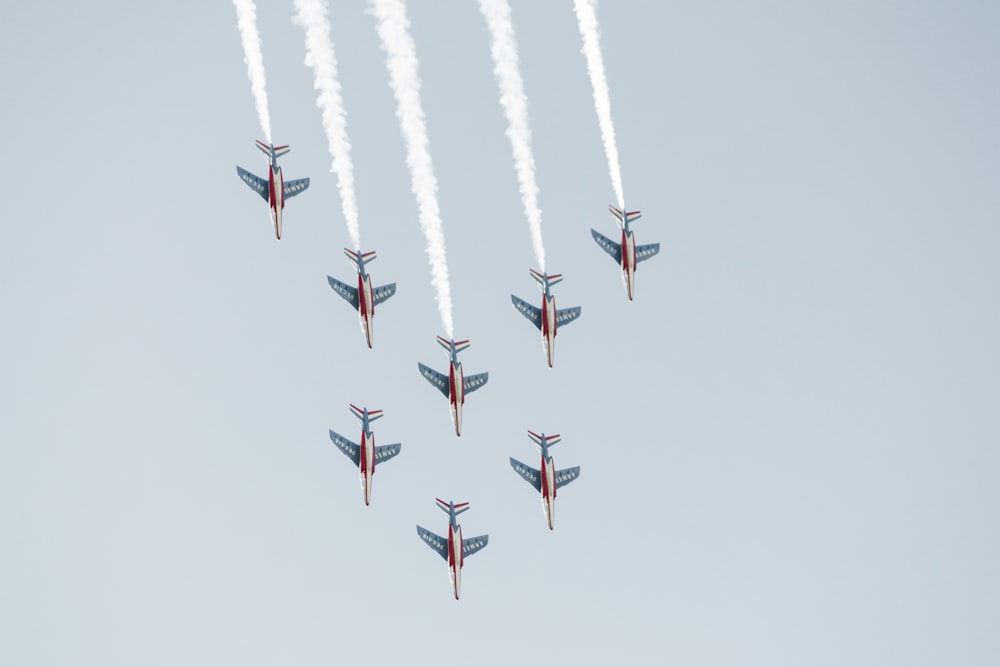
[418, 337, 488, 436]
[509, 431, 580, 530]
[327, 249, 397, 349]
[328, 404, 401, 506]
[236, 140, 310, 240]
[591, 204, 660, 300]
[416, 498, 489, 600]
[511, 269, 582, 368]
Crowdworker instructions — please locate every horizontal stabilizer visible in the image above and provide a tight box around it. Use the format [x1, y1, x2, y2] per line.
[256, 140, 290, 158]
[555, 466, 581, 489]
[463, 372, 488, 394]
[608, 204, 641, 226]
[555, 306, 581, 326]
[236, 166, 269, 202]
[327, 276, 360, 310]
[437, 498, 470, 515]
[372, 283, 396, 307]
[511, 294, 542, 330]
[528, 431, 562, 448]
[416, 526, 448, 561]
[349, 404, 383, 423]
[418, 363, 449, 397]
[591, 229, 623, 264]
[510, 457, 541, 492]
[329, 430, 360, 466]
[461, 535, 489, 558]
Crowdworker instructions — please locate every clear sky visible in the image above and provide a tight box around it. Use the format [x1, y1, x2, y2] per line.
[2, 1, 999, 665]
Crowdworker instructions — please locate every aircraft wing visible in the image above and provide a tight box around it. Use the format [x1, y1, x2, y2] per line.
[374, 443, 401, 463]
[416, 525, 448, 561]
[283, 177, 310, 199]
[372, 282, 397, 306]
[463, 372, 488, 395]
[509, 457, 541, 492]
[328, 429, 360, 466]
[327, 276, 360, 310]
[461, 534, 489, 559]
[636, 242, 661, 263]
[418, 363, 450, 397]
[591, 229, 622, 264]
[555, 466, 581, 489]
[555, 306, 581, 327]
[511, 295, 542, 330]
[236, 166, 269, 202]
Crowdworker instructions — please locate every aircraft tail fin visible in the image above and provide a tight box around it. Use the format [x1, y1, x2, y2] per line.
[349, 404, 383, 423]
[436, 498, 470, 515]
[608, 204, 642, 227]
[528, 430, 562, 450]
[255, 140, 291, 159]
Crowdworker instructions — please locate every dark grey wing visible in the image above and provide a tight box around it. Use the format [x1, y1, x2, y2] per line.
[463, 372, 488, 395]
[509, 457, 541, 492]
[372, 283, 396, 306]
[327, 276, 360, 310]
[636, 242, 660, 264]
[418, 363, 449, 397]
[591, 229, 622, 264]
[555, 306, 581, 327]
[283, 177, 310, 199]
[461, 534, 489, 558]
[237, 166, 269, 202]
[555, 466, 580, 489]
[416, 526, 448, 560]
[374, 443, 401, 463]
[511, 294, 542, 330]
[329, 430, 360, 466]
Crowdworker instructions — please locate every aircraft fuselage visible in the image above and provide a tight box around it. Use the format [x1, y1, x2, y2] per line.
[358, 272, 375, 348]
[359, 429, 376, 506]
[540, 455, 558, 530]
[621, 228, 637, 301]
[268, 165, 285, 240]
[448, 361, 465, 436]
[541, 293, 558, 368]
[446, 522, 464, 599]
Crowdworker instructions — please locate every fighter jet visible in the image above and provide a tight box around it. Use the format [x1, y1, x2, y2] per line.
[591, 204, 660, 300]
[510, 431, 580, 530]
[418, 337, 488, 437]
[511, 269, 582, 368]
[328, 404, 401, 506]
[327, 249, 397, 349]
[416, 498, 489, 600]
[236, 140, 310, 240]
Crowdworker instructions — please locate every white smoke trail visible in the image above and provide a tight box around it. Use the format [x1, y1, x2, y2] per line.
[368, 0, 453, 337]
[478, 0, 545, 272]
[232, 0, 272, 144]
[293, 0, 361, 250]
[573, 0, 624, 209]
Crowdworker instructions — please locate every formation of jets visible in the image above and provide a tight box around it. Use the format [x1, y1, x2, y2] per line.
[328, 249, 397, 349]
[234, 143, 660, 599]
[416, 499, 489, 600]
[418, 337, 489, 437]
[236, 141, 310, 240]
[511, 269, 582, 368]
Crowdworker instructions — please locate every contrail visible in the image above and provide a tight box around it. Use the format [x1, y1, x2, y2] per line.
[478, 0, 546, 272]
[232, 0, 272, 144]
[293, 0, 361, 250]
[368, 0, 453, 337]
[573, 0, 624, 209]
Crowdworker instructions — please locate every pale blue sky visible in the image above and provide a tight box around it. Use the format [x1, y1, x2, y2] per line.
[2, 1, 999, 665]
